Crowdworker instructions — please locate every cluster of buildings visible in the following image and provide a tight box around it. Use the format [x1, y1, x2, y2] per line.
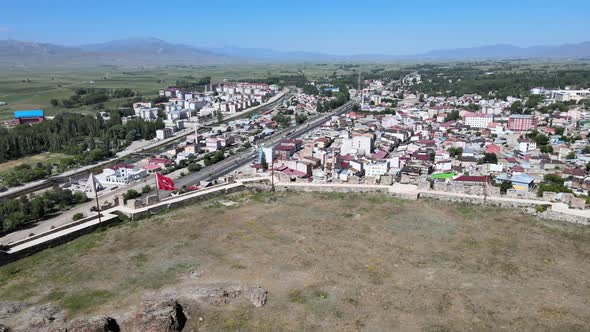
[127, 82, 280, 140]
[530, 87, 590, 102]
[82, 90, 317, 192]
[251, 78, 590, 209]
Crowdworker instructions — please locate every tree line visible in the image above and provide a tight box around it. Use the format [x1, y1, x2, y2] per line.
[0, 111, 163, 163]
[0, 186, 88, 234]
[53, 88, 136, 108]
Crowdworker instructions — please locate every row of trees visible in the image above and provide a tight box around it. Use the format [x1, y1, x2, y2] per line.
[411, 63, 590, 100]
[316, 84, 350, 113]
[175, 76, 211, 90]
[0, 111, 163, 163]
[0, 186, 88, 234]
[53, 88, 136, 108]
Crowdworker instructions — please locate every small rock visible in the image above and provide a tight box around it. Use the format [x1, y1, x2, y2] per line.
[126, 298, 187, 332]
[67, 316, 120, 332]
[242, 286, 268, 307]
[0, 324, 9, 332]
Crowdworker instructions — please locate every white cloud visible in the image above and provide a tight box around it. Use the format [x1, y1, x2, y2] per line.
[0, 26, 9, 32]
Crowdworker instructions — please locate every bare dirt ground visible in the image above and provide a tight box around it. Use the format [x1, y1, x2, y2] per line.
[1, 191, 589, 331]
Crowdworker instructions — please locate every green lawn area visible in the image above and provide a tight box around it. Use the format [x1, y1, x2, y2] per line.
[0, 152, 68, 173]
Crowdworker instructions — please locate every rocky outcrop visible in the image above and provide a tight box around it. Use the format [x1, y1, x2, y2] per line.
[185, 286, 242, 306]
[66, 316, 119, 332]
[0, 301, 29, 319]
[242, 286, 268, 307]
[152, 284, 268, 308]
[10, 303, 66, 332]
[0, 324, 10, 332]
[125, 298, 186, 332]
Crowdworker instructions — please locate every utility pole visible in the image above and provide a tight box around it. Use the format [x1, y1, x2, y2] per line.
[358, 71, 361, 91]
[331, 150, 336, 182]
[271, 158, 275, 191]
[483, 175, 488, 205]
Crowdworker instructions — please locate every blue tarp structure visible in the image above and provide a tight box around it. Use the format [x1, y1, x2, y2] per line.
[14, 110, 44, 118]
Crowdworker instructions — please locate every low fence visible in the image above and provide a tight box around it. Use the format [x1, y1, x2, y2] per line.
[122, 182, 247, 220]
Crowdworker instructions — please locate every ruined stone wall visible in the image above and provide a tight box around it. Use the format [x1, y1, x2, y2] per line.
[505, 189, 539, 200]
[127, 184, 246, 220]
[536, 210, 589, 225]
[432, 182, 485, 196]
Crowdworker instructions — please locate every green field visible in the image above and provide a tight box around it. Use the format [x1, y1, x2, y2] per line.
[0, 63, 402, 121]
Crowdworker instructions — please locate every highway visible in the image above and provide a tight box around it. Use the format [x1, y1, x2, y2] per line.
[169, 100, 356, 193]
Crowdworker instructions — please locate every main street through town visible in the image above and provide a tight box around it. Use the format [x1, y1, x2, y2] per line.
[165, 99, 356, 196]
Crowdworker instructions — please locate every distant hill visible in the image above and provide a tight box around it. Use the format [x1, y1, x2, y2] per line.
[0, 38, 237, 67]
[0, 37, 589, 67]
[420, 42, 590, 59]
[79, 37, 232, 63]
[0, 40, 87, 66]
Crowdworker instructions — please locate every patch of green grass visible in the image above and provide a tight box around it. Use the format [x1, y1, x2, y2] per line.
[205, 307, 253, 331]
[288, 287, 329, 305]
[60, 289, 114, 315]
[230, 262, 246, 269]
[288, 289, 305, 304]
[130, 253, 149, 268]
[122, 262, 195, 290]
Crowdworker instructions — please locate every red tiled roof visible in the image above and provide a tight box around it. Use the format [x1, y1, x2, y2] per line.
[282, 168, 307, 177]
[454, 175, 487, 182]
[111, 163, 134, 170]
[149, 158, 173, 165]
[143, 164, 161, 171]
[564, 168, 586, 177]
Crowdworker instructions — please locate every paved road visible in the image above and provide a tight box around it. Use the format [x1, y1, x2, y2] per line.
[169, 100, 356, 192]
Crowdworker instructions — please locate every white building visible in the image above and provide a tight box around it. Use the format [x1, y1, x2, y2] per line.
[95, 164, 147, 186]
[156, 128, 173, 140]
[464, 112, 494, 129]
[352, 135, 373, 156]
[517, 139, 537, 153]
[365, 161, 389, 177]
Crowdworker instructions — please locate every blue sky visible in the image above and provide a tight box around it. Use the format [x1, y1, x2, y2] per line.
[0, 0, 589, 54]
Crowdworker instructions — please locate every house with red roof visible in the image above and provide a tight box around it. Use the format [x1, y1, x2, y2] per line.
[453, 175, 488, 184]
[485, 144, 501, 154]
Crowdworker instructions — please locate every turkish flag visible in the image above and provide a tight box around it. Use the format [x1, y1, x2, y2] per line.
[156, 173, 175, 191]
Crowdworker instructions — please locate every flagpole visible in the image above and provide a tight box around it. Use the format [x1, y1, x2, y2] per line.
[155, 173, 159, 199]
[93, 177, 101, 224]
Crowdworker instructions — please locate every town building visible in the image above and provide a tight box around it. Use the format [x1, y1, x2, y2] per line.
[508, 114, 537, 131]
[14, 110, 44, 125]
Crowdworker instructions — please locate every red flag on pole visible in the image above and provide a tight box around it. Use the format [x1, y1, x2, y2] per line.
[156, 173, 175, 191]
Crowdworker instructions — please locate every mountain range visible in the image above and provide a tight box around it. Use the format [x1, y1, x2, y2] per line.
[0, 37, 589, 67]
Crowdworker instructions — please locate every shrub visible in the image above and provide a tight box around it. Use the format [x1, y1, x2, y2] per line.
[535, 204, 550, 213]
[72, 212, 84, 221]
[141, 185, 152, 194]
[123, 189, 141, 202]
[188, 163, 201, 172]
